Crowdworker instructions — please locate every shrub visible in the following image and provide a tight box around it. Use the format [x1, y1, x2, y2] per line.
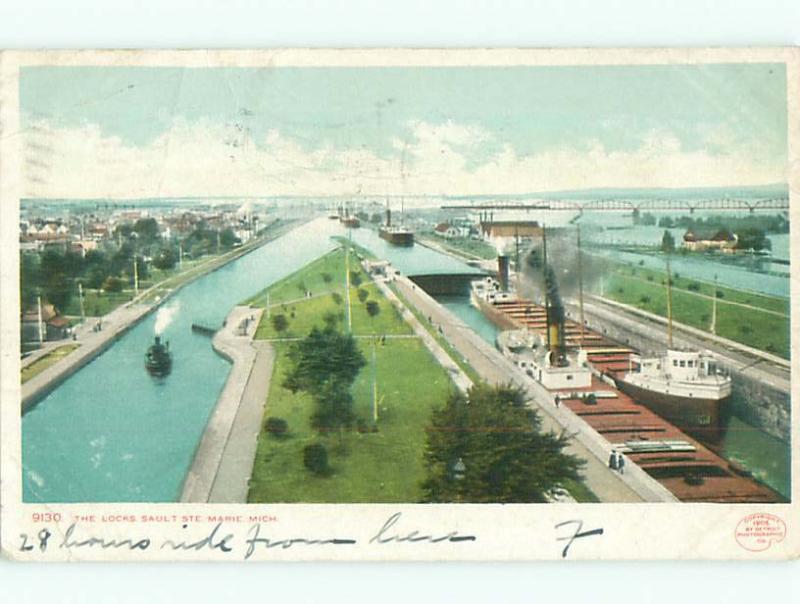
[366, 300, 380, 318]
[357, 287, 369, 302]
[715, 289, 724, 299]
[646, 275, 653, 282]
[331, 292, 342, 305]
[271, 313, 289, 332]
[687, 282, 700, 292]
[639, 295, 651, 305]
[349, 270, 362, 287]
[303, 444, 329, 475]
[265, 417, 288, 436]
[321, 272, 333, 283]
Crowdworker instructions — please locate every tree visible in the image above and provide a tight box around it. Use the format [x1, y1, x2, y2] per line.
[153, 246, 178, 270]
[422, 384, 584, 503]
[366, 300, 380, 319]
[271, 313, 289, 333]
[357, 287, 369, 302]
[133, 218, 159, 242]
[321, 272, 333, 284]
[661, 229, 676, 253]
[283, 326, 366, 436]
[264, 417, 288, 437]
[219, 227, 239, 249]
[349, 270, 363, 287]
[658, 216, 674, 228]
[303, 444, 329, 475]
[736, 228, 771, 252]
[283, 326, 365, 398]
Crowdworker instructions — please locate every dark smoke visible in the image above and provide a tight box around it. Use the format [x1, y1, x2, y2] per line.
[520, 228, 605, 309]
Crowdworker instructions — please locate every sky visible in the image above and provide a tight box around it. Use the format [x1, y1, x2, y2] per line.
[19, 63, 789, 199]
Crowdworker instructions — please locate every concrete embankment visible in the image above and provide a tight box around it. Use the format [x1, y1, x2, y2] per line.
[20, 220, 298, 413]
[180, 306, 273, 503]
[392, 274, 676, 503]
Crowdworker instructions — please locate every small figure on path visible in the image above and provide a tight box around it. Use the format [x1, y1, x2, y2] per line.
[618, 453, 626, 474]
[608, 451, 618, 471]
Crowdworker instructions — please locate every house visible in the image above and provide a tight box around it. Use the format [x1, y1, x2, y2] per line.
[682, 228, 738, 253]
[20, 303, 68, 343]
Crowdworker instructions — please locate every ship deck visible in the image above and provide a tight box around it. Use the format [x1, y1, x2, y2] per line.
[487, 299, 781, 503]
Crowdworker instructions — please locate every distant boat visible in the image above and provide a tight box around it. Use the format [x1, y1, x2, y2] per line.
[378, 202, 414, 246]
[145, 336, 172, 377]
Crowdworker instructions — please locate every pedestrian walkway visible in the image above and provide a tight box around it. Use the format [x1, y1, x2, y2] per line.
[180, 306, 270, 503]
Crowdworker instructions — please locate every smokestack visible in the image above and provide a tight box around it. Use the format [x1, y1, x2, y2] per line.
[497, 255, 510, 292]
[386, 208, 392, 227]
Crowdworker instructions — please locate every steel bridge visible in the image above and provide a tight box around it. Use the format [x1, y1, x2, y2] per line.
[441, 197, 789, 213]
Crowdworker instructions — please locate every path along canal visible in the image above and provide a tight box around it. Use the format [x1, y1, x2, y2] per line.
[22, 219, 341, 502]
[22, 218, 790, 502]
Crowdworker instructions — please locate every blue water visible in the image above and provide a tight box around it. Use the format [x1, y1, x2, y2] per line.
[344, 226, 483, 277]
[22, 219, 340, 502]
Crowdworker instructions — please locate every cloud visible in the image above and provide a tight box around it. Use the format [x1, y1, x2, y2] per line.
[21, 118, 785, 199]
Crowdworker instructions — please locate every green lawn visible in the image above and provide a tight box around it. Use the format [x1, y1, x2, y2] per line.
[604, 270, 790, 358]
[247, 338, 455, 503]
[605, 262, 789, 315]
[21, 343, 80, 383]
[424, 235, 496, 260]
[62, 289, 134, 317]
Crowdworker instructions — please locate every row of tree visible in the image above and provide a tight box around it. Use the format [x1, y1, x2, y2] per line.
[20, 219, 241, 314]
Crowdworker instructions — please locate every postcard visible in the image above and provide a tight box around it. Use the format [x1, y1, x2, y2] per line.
[1, 48, 798, 561]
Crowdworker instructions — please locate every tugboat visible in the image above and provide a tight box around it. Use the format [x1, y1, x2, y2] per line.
[145, 335, 173, 377]
[614, 257, 732, 445]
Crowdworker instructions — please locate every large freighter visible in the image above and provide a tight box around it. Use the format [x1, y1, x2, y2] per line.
[614, 349, 731, 446]
[378, 202, 414, 246]
[613, 256, 731, 445]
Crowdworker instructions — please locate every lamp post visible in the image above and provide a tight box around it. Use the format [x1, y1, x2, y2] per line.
[453, 457, 466, 503]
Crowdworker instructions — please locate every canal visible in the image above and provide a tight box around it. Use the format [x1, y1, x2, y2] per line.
[22, 217, 791, 502]
[23, 218, 341, 502]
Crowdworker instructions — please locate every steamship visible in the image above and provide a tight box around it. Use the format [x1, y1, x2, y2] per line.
[614, 349, 731, 445]
[611, 255, 732, 445]
[378, 202, 414, 246]
[145, 336, 172, 377]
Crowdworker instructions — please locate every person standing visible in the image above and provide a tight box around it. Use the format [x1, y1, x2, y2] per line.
[618, 453, 626, 474]
[608, 450, 618, 471]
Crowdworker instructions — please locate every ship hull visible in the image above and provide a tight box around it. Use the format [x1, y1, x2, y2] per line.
[615, 378, 730, 447]
[379, 228, 414, 246]
[471, 290, 521, 331]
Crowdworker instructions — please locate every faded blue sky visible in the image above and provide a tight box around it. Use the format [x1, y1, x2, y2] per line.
[19, 64, 789, 198]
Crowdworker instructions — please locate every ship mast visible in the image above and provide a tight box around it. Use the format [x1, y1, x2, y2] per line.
[542, 224, 551, 351]
[577, 224, 585, 347]
[666, 255, 673, 348]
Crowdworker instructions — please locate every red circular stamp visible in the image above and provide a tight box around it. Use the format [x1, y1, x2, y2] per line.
[735, 513, 786, 552]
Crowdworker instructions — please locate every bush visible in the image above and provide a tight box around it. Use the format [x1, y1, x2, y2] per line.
[687, 282, 700, 292]
[639, 295, 651, 305]
[715, 289, 724, 299]
[265, 416, 288, 436]
[331, 292, 342, 305]
[321, 272, 333, 283]
[303, 444, 329, 475]
[271, 313, 289, 332]
[366, 300, 380, 318]
[646, 275, 653, 282]
[349, 270, 363, 287]
[357, 287, 369, 302]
